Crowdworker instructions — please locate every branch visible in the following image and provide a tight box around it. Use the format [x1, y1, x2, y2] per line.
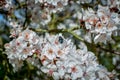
[65, 29, 84, 41]
[96, 45, 120, 55]
[32, 27, 84, 41]
[23, 0, 28, 28]
[31, 27, 120, 55]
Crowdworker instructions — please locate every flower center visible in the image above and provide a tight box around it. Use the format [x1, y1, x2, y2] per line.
[58, 50, 62, 55]
[71, 66, 77, 73]
[48, 48, 53, 54]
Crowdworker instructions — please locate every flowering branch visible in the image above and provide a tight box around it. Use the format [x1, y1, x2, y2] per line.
[65, 29, 84, 41]
[1, 0, 120, 79]
[33, 27, 84, 41]
[34, 28, 120, 55]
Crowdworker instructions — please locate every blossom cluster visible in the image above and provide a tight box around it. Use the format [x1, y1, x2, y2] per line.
[4, 29, 116, 79]
[4, 0, 119, 41]
[2, 0, 120, 79]
[40, 33, 112, 80]
[83, 5, 119, 43]
[4, 29, 40, 71]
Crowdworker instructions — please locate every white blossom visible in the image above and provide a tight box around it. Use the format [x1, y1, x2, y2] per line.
[5, 29, 40, 60]
[83, 5, 118, 43]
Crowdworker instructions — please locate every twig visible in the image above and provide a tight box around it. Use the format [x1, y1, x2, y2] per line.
[23, 0, 28, 29]
[96, 45, 120, 55]
[34, 27, 84, 41]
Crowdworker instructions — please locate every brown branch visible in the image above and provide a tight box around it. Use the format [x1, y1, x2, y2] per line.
[96, 45, 120, 55]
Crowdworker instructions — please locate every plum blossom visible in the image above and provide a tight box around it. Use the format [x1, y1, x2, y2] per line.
[9, 21, 22, 38]
[38, 34, 113, 80]
[76, 0, 92, 4]
[83, 5, 118, 43]
[36, 0, 68, 7]
[4, 30, 116, 79]
[3, 0, 120, 79]
[4, 29, 40, 60]
[35, 0, 69, 13]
